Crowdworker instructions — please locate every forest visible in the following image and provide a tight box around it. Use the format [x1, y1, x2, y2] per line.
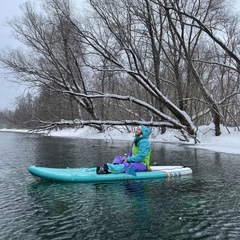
[1, 0, 240, 142]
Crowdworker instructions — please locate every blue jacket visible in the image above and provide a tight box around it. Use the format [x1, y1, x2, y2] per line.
[127, 125, 151, 166]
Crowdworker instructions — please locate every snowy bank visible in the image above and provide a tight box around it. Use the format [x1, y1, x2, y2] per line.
[48, 124, 240, 155]
[191, 124, 240, 155]
[1, 124, 239, 155]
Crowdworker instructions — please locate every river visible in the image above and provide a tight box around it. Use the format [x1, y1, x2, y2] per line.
[0, 131, 239, 239]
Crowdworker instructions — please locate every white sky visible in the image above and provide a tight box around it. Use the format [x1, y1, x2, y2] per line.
[0, 0, 240, 110]
[0, 0, 30, 110]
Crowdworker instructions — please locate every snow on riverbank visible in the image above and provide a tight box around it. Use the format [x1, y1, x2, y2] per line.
[49, 123, 240, 155]
[1, 123, 240, 154]
[193, 126, 240, 154]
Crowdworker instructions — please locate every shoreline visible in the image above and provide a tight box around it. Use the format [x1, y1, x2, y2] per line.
[1, 124, 240, 155]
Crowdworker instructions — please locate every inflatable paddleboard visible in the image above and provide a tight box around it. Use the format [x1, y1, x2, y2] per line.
[28, 165, 192, 182]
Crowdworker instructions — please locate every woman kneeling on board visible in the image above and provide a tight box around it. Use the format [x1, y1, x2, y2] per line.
[96, 125, 151, 174]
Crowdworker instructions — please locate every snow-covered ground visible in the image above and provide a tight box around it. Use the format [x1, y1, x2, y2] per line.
[1, 123, 240, 155]
[47, 123, 240, 155]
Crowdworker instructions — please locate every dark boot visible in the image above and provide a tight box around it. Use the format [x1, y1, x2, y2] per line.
[96, 164, 109, 174]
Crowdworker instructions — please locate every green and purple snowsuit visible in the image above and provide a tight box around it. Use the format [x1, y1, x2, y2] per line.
[108, 125, 151, 173]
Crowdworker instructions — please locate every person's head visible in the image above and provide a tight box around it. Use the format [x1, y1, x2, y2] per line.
[135, 125, 142, 136]
[134, 125, 150, 139]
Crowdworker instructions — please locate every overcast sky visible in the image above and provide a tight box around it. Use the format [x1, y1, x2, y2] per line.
[0, 0, 31, 110]
[0, 1, 240, 111]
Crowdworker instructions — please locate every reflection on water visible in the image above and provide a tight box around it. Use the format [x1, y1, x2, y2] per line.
[0, 132, 240, 239]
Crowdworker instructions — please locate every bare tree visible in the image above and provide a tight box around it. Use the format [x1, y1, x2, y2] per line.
[75, 0, 196, 136]
[1, 0, 240, 140]
[0, 0, 102, 131]
[0, 0, 197, 140]
[159, 0, 240, 135]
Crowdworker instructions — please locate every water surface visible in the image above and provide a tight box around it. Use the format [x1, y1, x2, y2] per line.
[0, 131, 239, 239]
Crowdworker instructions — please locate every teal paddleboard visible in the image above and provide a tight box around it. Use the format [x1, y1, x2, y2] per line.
[28, 166, 192, 182]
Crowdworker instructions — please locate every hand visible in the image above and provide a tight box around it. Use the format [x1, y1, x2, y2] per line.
[121, 156, 128, 163]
